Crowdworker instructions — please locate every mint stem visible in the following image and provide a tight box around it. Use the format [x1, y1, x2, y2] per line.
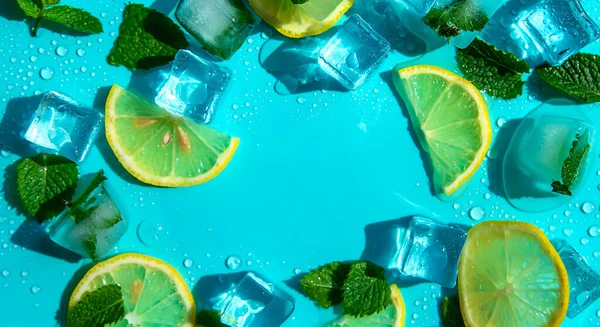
[32, 13, 43, 37]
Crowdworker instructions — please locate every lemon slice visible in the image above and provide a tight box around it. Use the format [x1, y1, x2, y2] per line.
[105, 85, 239, 187]
[249, 0, 354, 38]
[393, 65, 492, 196]
[458, 221, 569, 327]
[69, 253, 195, 327]
[325, 284, 406, 327]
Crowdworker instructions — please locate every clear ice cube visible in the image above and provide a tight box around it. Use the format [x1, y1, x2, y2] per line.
[23, 91, 103, 163]
[396, 0, 437, 15]
[395, 216, 468, 288]
[516, 0, 600, 66]
[503, 101, 596, 212]
[220, 272, 294, 326]
[318, 14, 391, 90]
[553, 240, 600, 318]
[175, 0, 257, 60]
[155, 50, 231, 123]
[46, 177, 128, 260]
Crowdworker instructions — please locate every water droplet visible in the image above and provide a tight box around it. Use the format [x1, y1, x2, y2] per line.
[346, 52, 360, 69]
[469, 206, 484, 221]
[581, 238, 590, 245]
[582, 202, 595, 214]
[564, 210, 572, 217]
[453, 203, 460, 210]
[296, 97, 306, 104]
[39, 67, 54, 80]
[1, 270, 9, 277]
[30, 285, 40, 294]
[0, 150, 9, 158]
[563, 228, 574, 237]
[293, 268, 302, 275]
[183, 259, 193, 268]
[20, 271, 28, 277]
[136, 218, 163, 246]
[225, 255, 241, 270]
[76, 49, 86, 57]
[496, 118, 506, 127]
[484, 193, 491, 200]
[29, 55, 37, 62]
[576, 291, 590, 304]
[55, 46, 67, 56]
[589, 226, 599, 237]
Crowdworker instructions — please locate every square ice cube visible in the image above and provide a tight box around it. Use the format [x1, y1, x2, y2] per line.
[553, 240, 600, 318]
[24, 92, 103, 163]
[175, 0, 257, 60]
[46, 178, 128, 260]
[318, 14, 391, 90]
[517, 0, 600, 66]
[156, 50, 231, 123]
[397, 0, 437, 15]
[398, 216, 468, 288]
[221, 272, 294, 326]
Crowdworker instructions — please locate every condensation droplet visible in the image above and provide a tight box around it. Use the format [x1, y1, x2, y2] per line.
[582, 202, 595, 214]
[183, 259, 193, 268]
[76, 49, 86, 57]
[39, 67, 54, 80]
[30, 285, 40, 294]
[55, 46, 67, 56]
[225, 255, 241, 270]
[469, 206, 484, 221]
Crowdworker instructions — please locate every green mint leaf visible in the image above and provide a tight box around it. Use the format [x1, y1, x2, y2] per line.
[423, 0, 489, 38]
[300, 262, 351, 308]
[68, 171, 106, 224]
[83, 234, 97, 261]
[67, 284, 124, 327]
[291, 0, 310, 4]
[552, 129, 592, 196]
[457, 38, 530, 99]
[108, 4, 189, 70]
[17, 0, 41, 18]
[102, 214, 123, 229]
[196, 310, 227, 327]
[43, 0, 60, 6]
[44, 5, 103, 34]
[342, 261, 390, 317]
[16, 154, 78, 221]
[70, 171, 107, 208]
[536, 53, 600, 103]
[441, 296, 465, 327]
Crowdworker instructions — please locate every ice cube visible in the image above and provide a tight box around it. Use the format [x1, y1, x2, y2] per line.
[220, 272, 294, 326]
[318, 14, 391, 90]
[23, 92, 103, 163]
[516, 0, 600, 66]
[175, 0, 257, 60]
[503, 102, 596, 212]
[155, 50, 231, 123]
[396, 0, 437, 15]
[395, 216, 468, 288]
[552, 240, 600, 318]
[46, 178, 128, 260]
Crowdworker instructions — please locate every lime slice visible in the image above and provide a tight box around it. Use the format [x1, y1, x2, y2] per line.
[105, 85, 239, 187]
[458, 221, 569, 327]
[324, 284, 406, 327]
[393, 65, 492, 196]
[249, 0, 354, 38]
[69, 253, 195, 327]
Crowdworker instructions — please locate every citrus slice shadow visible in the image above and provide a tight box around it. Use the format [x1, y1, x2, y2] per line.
[105, 85, 239, 187]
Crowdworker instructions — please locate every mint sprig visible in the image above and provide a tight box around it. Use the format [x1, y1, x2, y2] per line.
[441, 296, 465, 327]
[108, 4, 189, 70]
[537, 53, 600, 103]
[300, 262, 351, 308]
[342, 261, 391, 317]
[423, 0, 488, 38]
[16, 154, 78, 221]
[552, 129, 592, 196]
[196, 310, 227, 327]
[17, 0, 102, 36]
[457, 39, 530, 99]
[67, 284, 124, 327]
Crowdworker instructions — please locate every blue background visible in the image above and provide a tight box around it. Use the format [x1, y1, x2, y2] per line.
[1, 0, 600, 326]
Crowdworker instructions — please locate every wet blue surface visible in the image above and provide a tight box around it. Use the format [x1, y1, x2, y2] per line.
[1, 0, 600, 326]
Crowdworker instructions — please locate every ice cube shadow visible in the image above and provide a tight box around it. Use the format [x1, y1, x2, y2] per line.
[379, 70, 436, 196]
[55, 262, 95, 327]
[259, 30, 347, 95]
[486, 119, 521, 198]
[0, 95, 41, 158]
[192, 271, 249, 311]
[10, 218, 81, 263]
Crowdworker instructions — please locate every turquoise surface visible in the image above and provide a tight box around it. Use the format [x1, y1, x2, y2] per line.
[1, 0, 600, 326]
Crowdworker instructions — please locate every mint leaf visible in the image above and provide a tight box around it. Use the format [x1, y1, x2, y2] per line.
[457, 38, 530, 99]
[67, 284, 124, 327]
[300, 262, 351, 308]
[70, 171, 107, 209]
[442, 296, 465, 327]
[342, 261, 390, 317]
[17, 0, 41, 18]
[16, 154, 78, 221]
[108, 4, 189, 70]
[537, 53, 600, 103]
[552, 129, 591, 196]
[197, 310, 227, 327]
[423, 0, 488, 38]
[44, 6, 103, 34]
[83, 235, 97, 261]
[291, 0, 310, 3]
[43, 0, 60, 6]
